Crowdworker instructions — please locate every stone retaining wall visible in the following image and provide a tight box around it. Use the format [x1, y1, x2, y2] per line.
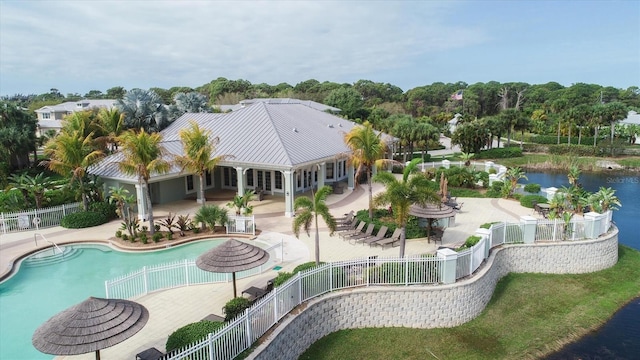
[247, 228, 618, 360]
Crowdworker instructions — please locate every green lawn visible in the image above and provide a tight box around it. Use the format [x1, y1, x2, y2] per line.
[299, 246, 640, 360]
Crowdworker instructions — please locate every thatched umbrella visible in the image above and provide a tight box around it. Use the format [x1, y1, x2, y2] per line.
[32, 297, 149, 360]
[409, 203, 456, 237]
[196, 238, 270, 298]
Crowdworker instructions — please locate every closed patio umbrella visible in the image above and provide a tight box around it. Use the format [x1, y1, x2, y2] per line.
[32, 297, 149, 360]
[196, 238, 270, 298]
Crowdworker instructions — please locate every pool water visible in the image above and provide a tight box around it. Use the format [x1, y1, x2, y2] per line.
[0, 239, 226, 360]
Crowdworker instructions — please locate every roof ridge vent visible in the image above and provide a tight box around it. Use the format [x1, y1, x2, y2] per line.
[293, 127, 298, 133]
[328, 124, 334, 128]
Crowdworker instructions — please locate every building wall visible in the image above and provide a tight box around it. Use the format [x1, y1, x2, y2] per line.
[155, 177, 188, 204]
[247, 229, 619, 360]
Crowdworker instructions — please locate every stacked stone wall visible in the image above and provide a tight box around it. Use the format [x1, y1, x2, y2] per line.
[247, 229, 618, 360]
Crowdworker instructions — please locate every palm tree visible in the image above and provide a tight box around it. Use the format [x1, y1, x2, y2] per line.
[292, 186, 337, 265]
[23, 173, 53, 209]
[117, 129, 170, 235]
[373, 158, 440, 258]
[96, 108, 125, 153]
[194, 204, 228, 233]
[344, 121, 390, 220]
[174, 121, 229, 207]
[459, 152, 474, 167]
[116, 88, 169, 132]
[504, 167, 528, 198]
[108, 186, 134, 220]
[42, 130, 104, 210]
[589, 187, 622, 212]
[598, 101, 629, 156]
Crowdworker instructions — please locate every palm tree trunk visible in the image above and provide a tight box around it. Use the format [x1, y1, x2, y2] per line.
[199, 173, 206, 206]
[399, 227, 406, 258]
[314, 215, 320, 265]
[145, 180, 155, 235]
[367, 168, 373, 220]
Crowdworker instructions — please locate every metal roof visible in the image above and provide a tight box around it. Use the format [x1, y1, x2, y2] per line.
[35, 99, 117, 114]
[90, 102, 395, 182]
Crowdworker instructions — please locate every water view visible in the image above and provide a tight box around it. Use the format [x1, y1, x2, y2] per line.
[522, 171, 639, 359]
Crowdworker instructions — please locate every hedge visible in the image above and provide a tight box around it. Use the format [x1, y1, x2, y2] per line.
[519, 195, 549, 208]
[523, 183, 541, 194]
[89, 201, 118, 220]
[165, 320, 224, 353]
[60, 211, 108, 229]
[222, 297, 251, 321]
[475, 147, 523, 159]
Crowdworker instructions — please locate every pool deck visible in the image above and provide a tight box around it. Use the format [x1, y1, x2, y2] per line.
[0, 178, 536, 360]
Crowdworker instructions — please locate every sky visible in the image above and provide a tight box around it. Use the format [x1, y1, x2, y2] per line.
[0, 0, 638, 97]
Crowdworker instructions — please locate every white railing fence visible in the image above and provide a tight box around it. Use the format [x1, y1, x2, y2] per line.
[225, 216, 255, 235]
[0, 202, 83, 234]
[150, 211, 614, 360]
[104, 243, 281, 299]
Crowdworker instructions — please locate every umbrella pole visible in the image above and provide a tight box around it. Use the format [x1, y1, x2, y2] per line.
[95, 350, 100, 360]
[232, 272, 237, 298]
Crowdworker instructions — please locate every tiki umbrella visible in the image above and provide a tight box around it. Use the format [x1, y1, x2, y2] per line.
[32, 297, 149, 360]
[196, 238, 270, 298]
[409, 203, 456, 237]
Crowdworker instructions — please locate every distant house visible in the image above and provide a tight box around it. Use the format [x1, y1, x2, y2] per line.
[448, 113, 462, 134]
[34, 99, 116, 135]
[89, 101, 395, 218]
[620, 110, 640, 126]
[216, 98, 341, 113]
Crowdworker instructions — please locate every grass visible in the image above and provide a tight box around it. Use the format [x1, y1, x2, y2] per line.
[299, 246, 640, 360]
[496, 153, 640, 172]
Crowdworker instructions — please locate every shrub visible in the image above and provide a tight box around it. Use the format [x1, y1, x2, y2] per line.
[140, 232, 148, 244]
[223, 297, 251, 321]
[273, 271, 294, 287]
[167, 232, 173, 240]
[523, 183, 541, 194]
[165, 320, 224, 353]
[548, 144, 599, 157]
[152, 232, 163, 243]
[89, 201, 117, 220]
[115, 230, 122, 238]
[520, 195, 549, 208]
[460, 235, 482, 249]
[293, 261, 325, 274]
[475, 147, 523, 159]
[480, 222, 499, 229]
[122, 234, 129, 241]
[60, 211, 108, 229]
[192, 227, 201, 234]
[486, 181, 504, 198]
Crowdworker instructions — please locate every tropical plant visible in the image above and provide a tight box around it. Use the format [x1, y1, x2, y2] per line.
[292, 186, 337, 265]
[115, 88, 169, 132]
[117, 129, 170, 235]
[0, 101, 38, 170]
[227, 190, 255, 215]
[173, 92, 210, 113]
[174, 121, 230, 207]
[108, 186, 134, 220]
[194, 204, 228, 233]
[96, 108, 125, 153]
[157, 212, 177, 235]
[588, 187, 622, 212]
[373, 158, 440, 257]
[344, 121, 391, 220]
[459, 152, 474, 167]
[567, 165, 581, 187]
[175, 214, 192, 236]
[42, 130, 104, 210]
[504, 167, 528, 198]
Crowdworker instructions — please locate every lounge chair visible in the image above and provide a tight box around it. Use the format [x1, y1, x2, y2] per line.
[428, 227, 445, 244]
[347, 223, 375, 243]
[361, 226, 389, 246]
[372, 228, 402, 248]
[339, 221, 365, 240]
[136, 347, 165, 360]
[336, 218, 359, 232]
[335, 210, 355, 224]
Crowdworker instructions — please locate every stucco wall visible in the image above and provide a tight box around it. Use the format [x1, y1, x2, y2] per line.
[156, 177, 187, 204]
[247, 228, 619, 360]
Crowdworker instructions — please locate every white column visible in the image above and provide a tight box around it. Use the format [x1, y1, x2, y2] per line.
[135, 183, 148, 221]
[283, 170, 295, 217]
[317, 162, 326, 190]
[485, 161, 494, 173]
[520, 215, 537, 244]
[545, 187, 558, 201]
[235, 166, 244, 196]
[437, 248, 458, 284]
[442, 159, 451, 169]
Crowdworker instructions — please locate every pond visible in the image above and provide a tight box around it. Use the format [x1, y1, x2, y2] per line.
[521, 171, 640, 358]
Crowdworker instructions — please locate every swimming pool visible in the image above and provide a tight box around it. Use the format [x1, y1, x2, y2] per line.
[0, 239, 236, 360]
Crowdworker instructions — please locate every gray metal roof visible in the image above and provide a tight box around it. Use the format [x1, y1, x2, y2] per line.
[35, 99, 117, 114]
[216, 98, 341, 113]
[90, 102, 395, 182]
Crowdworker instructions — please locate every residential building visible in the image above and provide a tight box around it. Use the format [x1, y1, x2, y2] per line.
[35, 99, 117, 135]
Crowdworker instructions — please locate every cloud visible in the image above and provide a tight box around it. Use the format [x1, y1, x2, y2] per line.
[0, 1, 488, 94]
